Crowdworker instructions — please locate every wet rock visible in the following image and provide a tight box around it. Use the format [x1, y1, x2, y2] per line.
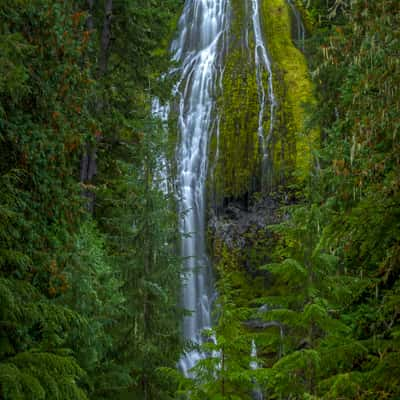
[208, 194, 283, 251]
[207, 192, 295, 277]
[244, 319, 284, 331]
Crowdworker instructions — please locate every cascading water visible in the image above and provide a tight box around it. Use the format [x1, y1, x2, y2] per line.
[151, 98, 171, 194]
[170, 0, 302, 382]
[172, 0, 229, 376]
[251, 0, 276, 187]
[250, 340, 264, 400]
[287, 0, 305, 51]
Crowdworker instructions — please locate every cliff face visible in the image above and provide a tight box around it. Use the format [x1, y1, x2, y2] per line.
[206, 0, 315, 289]
[207, 0, 316, 209]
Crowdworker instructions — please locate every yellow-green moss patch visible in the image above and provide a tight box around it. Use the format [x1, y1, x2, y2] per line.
[212, 48, 262, 200]
[261, 0, 317, 183]
[208, 0, 317, 203]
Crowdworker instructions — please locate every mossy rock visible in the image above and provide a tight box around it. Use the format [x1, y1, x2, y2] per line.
[212, 47, 262, 202]
[260, 0, 317, 183]
[208, 0, 317, 204]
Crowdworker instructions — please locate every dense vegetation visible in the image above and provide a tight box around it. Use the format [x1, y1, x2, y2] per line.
[0, 1, 183, 399]
[1, 0, 399, 399]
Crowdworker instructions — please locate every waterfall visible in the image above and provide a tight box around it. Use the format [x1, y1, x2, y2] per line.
[251, 0, 276, 189]
[173, 0, 229, 376]
[287, 0, 305, 51]
[250, 340, 264, 400]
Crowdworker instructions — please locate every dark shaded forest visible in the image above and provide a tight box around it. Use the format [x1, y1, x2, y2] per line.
[1, 0, 399, 399]
[0, 1, 183, 398]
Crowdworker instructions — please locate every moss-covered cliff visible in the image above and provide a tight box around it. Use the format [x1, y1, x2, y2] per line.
[261, 0, 317, 184]
[208, 0, 261, 207]
[208, 0, 316, 205]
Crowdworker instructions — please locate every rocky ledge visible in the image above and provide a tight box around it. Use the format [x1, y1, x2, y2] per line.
[207, 193, 292, 275]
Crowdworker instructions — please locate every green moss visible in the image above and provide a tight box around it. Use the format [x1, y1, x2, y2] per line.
[261, 0, 317, 184]
[208, 1, 264, 202]
[293, 0, 317, 34]
[208, 0, 317, 203]
[212, 48, 261, 201]
[213, 238, 265, 307]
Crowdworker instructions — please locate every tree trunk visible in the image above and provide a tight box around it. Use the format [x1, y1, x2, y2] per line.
[80, 0, 97, 212]
[99, 0, 113, 76]
[80, 0, 113, 213]
[86, 0, 95, 31]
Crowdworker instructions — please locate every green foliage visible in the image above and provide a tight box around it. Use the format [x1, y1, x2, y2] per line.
[0, 276, 89, 399]
[0, 0, 183, 399]
[311, 2, 400, 396]
[95, 122, 182, 398]
[59, 220, 126, 391]
[0, 2, 92, 396]
[0, 352, 88, 400]
[0, 0, 91, 285]
[167, 245, 258, 400]
[83, 2, 185, 397]
[252, 0, 400, 398]
[205, 1, 400, 399]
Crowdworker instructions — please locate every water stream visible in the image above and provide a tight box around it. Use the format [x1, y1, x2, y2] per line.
[172, 0, 293, 383]
[250, 340, 264, 400]
[250, 0, 276, 187]
[172, 0, 230, 376]
[287, 0, 305, 51]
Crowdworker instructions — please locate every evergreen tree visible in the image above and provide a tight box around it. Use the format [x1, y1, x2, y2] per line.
[0, 0, 183, 398]
[252, 0, 400, 398]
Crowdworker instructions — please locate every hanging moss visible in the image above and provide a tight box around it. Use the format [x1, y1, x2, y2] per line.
[208, 0, 316, 205]
[293, 0, 316, 34]
[212, 237, 266, 307]
[260, 0, 317, 184]
[211, 48, 261, 202]
[208, 0, 263, 203]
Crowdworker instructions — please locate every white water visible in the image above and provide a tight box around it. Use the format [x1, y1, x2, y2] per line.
[287, 0, 305, 51]
[173, 0, 229, 376]
[250, 340, 259, 371]
[250, 340, 264, 400]
[250, 0, 276, 187]
[172, 0, 294, 380]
